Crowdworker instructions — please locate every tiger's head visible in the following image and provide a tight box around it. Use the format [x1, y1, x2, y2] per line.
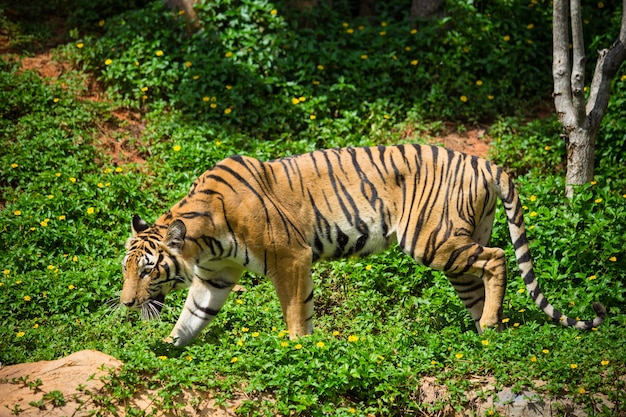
[120, 215, 192, 319]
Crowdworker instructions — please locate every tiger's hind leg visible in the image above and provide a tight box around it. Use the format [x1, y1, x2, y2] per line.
[447, 272, 486, 329]
[402, 213, 506, 333]
[440, 240, 507, 333]
[447, 216, 504, 332]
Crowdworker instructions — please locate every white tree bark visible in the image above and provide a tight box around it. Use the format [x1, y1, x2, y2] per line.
[552, 0, 626, 197]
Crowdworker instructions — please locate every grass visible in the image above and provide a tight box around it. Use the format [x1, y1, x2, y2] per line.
[1, 0, 626, 415]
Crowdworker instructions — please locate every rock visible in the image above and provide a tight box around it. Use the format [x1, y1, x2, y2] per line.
[0, 350, 122, 417]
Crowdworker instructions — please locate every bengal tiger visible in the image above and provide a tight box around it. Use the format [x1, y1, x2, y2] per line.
[121, 144, 606, 347]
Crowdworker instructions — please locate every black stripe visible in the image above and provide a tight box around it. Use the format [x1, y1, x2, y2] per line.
[192, 298, 220, 317]
[303, 290, 314, 304]
[206, 279, 234, 289]
[465, 296, 485, 309]
[454, 283, 484, 294]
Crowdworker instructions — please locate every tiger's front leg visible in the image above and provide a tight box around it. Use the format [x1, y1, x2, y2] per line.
[270, 254, 315, 339]
[167, 270, 241, 347]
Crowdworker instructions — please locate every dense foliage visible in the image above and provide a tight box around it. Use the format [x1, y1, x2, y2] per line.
[1, 0, 625, 415]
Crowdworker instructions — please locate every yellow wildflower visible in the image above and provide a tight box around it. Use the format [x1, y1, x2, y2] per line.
[348, 335, 359, 342]
[104, 59, 112, 66]
[156, 50, 164, 56]
[24, 295, 31, 301]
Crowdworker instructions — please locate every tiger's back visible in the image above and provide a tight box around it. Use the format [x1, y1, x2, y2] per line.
[121, 144, 606, 347]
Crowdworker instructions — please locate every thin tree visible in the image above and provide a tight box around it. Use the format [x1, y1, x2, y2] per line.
[552, 0, 626, 197]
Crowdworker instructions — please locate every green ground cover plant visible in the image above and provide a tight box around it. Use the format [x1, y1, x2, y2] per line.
[1, 0, 625, 415]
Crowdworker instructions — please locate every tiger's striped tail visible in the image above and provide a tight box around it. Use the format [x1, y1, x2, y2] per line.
[495, 169, 607, 330]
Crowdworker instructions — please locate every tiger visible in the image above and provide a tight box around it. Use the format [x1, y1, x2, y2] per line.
[121, 144, 606, 347]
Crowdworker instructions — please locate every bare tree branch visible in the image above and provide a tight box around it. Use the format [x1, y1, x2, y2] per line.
[586, 0, 626, 134]
[552, 0, 576, 129]
[570, 0, 586, 125]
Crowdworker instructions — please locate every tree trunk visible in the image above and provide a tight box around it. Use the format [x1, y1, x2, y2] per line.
[410, 0, 444, 20]
[553, 0, 626, 198]
[164, 0, 198, 24]
[565, 128, 595, 189]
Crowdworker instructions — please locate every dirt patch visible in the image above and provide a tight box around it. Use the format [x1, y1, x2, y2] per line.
[20, 52, 70, 79]
[432, 127, 491, 160]
[96, 108, 148, 166]
[16, 48, 148, 166]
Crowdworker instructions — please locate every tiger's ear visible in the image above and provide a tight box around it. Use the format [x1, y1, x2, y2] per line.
[132, 214, 150, 235]
[164, 220, 186, 252]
